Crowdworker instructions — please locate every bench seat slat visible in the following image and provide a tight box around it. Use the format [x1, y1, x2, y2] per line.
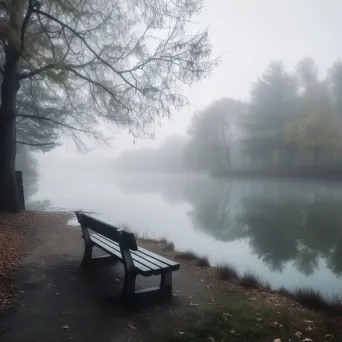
[93, 233, 178, 271]
[137, 248, 180, 269]
[90, 235, 153, 276]
[91, 234, 173, 275]
[92, 234, 161, 274]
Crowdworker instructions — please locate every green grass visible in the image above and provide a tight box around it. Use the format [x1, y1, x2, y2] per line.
[167, 292, 341, 342]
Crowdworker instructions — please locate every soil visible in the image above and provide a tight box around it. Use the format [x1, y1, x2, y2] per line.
[0, 211, 231, 342]
[0, 211, 339, 342]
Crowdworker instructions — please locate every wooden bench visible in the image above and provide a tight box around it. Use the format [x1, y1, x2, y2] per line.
[75, 211, 180, 305]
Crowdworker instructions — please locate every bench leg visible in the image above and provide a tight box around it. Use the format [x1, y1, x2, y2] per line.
[82, 241, 94, 267]
[160, 271, 172, 299]
[121, 273, 136, 305]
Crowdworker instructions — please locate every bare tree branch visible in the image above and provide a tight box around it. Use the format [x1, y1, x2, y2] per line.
[17, 140, 55, 146]
[19, 64, 130, 113]
[17, 113, 102, 136]
[34, 9, 150, 97]
[19, 60, 100, 79]
[20, 0, 35, 54]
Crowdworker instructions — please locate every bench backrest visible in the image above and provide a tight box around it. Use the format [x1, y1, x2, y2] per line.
[75, 211, 138, 251]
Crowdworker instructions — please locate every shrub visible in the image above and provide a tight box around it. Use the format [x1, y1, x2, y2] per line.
[196, 256, 210, 267]
[216, 263, 239, 281]
[176, 250, 198, 261]
[238, 272, 263, 289]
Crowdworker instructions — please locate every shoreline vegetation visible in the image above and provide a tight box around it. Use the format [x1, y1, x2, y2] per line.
[128, 228, 342, 318]
[213, 164, 342, 182]
[1, 211, 341, 341]
[137, 235, 342, 341]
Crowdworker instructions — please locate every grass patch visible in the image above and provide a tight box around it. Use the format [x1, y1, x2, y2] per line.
[294, 289, 342, 316]
[216, 263, 239, 281]
[159, 238, 175, 251]
[175, 250, 199, 261]
[167, 292, 342, 342]
[195, 256, 210, 267]
[264, 281, 271, 290]
[238, 271, 263, 289]
[278, 286, 294, 298]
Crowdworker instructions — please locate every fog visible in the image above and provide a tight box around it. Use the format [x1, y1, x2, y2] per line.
[16, 0, 342, 296]
[37, 0, 342, 162]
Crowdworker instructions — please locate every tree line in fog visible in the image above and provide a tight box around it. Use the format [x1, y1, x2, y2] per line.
[115, 57, 342, 174]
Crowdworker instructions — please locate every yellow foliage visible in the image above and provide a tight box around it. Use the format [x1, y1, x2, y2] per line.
[285, 83, 342, 159]
[285, 111, 342, 157]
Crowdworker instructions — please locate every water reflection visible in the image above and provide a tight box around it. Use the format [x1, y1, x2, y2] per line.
[238, 197, 342, 276]
[116, 175, 342, 279]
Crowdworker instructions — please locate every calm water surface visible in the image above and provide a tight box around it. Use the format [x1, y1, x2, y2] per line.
[26, 168, 342, 296]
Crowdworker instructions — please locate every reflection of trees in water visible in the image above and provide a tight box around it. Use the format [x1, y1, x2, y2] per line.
[186, 181, 241, 241]
[115, 174, 342, 277]
[191, 187, 342, 277]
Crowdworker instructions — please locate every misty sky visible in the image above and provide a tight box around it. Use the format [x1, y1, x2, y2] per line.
[39, 0, 342, 163]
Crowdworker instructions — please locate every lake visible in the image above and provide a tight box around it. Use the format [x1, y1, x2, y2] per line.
[26, 167, 342, 297]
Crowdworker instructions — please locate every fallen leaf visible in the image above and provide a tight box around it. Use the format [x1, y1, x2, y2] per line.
[325, 334, 334, 340]
[127, 324, 136, 330]
[295, 331, 302, 339]
[304, 326, 312, 332]
[304, 320, 313, 324]
[271, 321, 283, 328]
[301, 338, 313, 342]
[222, 313, 232, 322]
[208, 337, 215, 342]
[178, 332, 184, 335]
[189, 303, 199, 307]
[273, 339, 281, 342]
[256, 318, 262, 322]
[61, 325, 69, 330]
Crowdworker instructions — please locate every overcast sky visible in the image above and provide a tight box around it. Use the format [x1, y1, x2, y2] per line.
[39, 0, 342, 163]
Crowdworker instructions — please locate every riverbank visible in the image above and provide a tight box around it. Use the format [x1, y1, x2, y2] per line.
[213, 164, 342, 181]
[0, 211, 341, 341]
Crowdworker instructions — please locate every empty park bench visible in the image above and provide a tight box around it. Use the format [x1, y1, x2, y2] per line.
[75, 211, 180, 305]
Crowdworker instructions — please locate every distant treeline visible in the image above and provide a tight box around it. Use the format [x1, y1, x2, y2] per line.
[115, 58, 342, 176]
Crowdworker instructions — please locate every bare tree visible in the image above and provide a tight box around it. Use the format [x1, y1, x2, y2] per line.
[0, 0, 216, 211]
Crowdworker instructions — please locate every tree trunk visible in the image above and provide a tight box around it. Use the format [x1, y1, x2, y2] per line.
[0, 46, 21, 212]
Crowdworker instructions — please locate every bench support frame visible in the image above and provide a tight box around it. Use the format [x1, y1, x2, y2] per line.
[76, 211, 177, 306]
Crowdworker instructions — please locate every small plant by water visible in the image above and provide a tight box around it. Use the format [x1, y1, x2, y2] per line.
[278, 286, 294, 298]
[294, 289, 342, 316]
[159, 238, 175, 251]
[216, 263, 239, 281]
[238, 271, 263, 289]
[195, 256, 210, 267]
[175, 250, 199, 261]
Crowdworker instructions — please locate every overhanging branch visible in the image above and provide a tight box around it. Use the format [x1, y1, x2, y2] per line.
[17, 140, 55, 146]
[17, 113, 94, 135]
[19, 60, 100, 79]
[34, 9, 146, 97]
[20, 0, 37, 54]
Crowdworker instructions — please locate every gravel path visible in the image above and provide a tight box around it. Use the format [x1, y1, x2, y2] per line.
[0, 211, 220, 342]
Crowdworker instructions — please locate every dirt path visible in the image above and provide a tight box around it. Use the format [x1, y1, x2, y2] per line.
[0, 211, 225, 342]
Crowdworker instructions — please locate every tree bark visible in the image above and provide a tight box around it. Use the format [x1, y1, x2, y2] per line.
[0, 46, 21, 212]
